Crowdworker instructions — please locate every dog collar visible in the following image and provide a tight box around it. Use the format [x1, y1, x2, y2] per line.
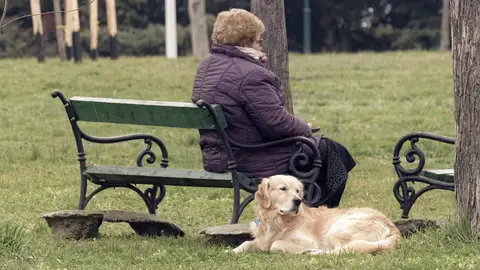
[254, 218, 260, 227]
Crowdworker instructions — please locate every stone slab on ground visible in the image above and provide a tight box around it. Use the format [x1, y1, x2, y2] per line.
[98, 210, 185, 237]
[199, 219, 445, 246]
[42, 210, 184, 240]
[42, 210, 103, 240]
[199, 223, 253, 246]
[393, 219, 444, 238]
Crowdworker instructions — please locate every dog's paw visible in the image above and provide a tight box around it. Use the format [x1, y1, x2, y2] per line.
[224, 248, 241, 254]
[302, 249, 326, 255]
[231, 247, 245, 253]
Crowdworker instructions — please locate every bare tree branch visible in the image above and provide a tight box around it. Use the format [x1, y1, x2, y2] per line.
[0, 0, 95, 32]
[0, 0, 7, 33]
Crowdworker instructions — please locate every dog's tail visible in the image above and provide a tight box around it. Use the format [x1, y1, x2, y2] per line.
[371, 229, 402, 253]
[379, 221, 402, 252]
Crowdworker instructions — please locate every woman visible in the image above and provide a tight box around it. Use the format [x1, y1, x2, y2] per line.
[191, 8, 355, 207]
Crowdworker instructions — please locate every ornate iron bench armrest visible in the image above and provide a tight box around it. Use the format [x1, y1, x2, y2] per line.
[228, 136, 323, 206]
[392, 131, 455, 178]
[392, 131, 455, 219]
[82, 132, 169, 168]
[52, 90, 169, 168]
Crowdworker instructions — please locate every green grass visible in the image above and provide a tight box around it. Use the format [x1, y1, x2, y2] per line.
[0, 223, 29, 260]
[0, 51, 478, 269]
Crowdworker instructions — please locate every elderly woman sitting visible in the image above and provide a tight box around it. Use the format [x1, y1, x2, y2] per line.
[191, 8, 355, 207]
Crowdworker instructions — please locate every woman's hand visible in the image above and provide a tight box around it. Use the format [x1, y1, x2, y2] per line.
[308, 123, 321, 133]
[259, 52, 268, 64]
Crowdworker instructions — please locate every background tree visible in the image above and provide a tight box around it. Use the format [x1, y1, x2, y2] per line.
[450, 0, 480, 233]
[251, 0, 293, 113]
[440, 0, 450, 51]
[0, 0, 450, 59]
[52, 0, 66, 60]
[188, 0, 209, 59]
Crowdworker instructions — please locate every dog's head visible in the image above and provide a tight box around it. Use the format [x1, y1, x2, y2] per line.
[255, 175, 304, 215]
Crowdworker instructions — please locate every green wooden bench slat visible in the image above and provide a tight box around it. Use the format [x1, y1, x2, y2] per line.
[69, 97, 227, 130]
[85, 165, 233, 188]
[421, 169, 454, 183]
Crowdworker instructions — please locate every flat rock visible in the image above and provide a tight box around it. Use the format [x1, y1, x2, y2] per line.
[96, 210, 185, 237]
[393, 219, 443, 238]
[98, 210, 166, 222]
[42, 210, 103, 240]
[199, 223, 253, 246]
[42, 210, 184, 239]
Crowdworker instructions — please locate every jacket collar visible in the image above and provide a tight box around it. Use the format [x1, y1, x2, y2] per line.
[210, 43, 264, 67]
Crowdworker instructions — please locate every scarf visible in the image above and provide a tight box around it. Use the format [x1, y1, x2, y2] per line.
[235, 46, 264, 61]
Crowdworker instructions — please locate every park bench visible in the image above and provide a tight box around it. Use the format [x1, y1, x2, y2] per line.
[392, 131, 455, 219]
[51, 90, 323, 224]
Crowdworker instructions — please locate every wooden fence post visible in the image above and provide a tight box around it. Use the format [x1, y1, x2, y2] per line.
[30, 0, 45, 62]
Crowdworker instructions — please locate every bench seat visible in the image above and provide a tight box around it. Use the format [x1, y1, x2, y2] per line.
[420, 169, 454, 183]
[85, 166, 234, 188]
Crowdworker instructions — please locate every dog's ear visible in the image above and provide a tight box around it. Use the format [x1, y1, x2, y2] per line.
[296, 180, 305, 202]
[255, 178, 271, 208]
[298, 181, 305, 199]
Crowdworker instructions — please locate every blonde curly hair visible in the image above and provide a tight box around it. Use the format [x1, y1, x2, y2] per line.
[212, 8, 265, 47]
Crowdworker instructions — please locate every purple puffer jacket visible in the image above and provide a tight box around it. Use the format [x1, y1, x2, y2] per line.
[191, 43, 311, 177]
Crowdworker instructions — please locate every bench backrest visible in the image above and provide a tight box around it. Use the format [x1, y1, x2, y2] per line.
[69, 96, 227, 130]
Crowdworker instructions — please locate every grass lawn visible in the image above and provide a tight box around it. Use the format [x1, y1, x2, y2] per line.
[0, 51, 478, 269]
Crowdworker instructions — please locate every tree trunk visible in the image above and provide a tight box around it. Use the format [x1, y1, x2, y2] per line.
[440, 0, 450, 51]
[188, 0, 209, 59]
[450, 0, 480, 234]
[30, 0, 45, 62]
[106, 0, 118, 59]
[64, 0, 72, 60]
[251, 0, 293, 113]
[71, 0, 81, 63]
[53, 0, 66, 60]
[89, 0, 98, 60]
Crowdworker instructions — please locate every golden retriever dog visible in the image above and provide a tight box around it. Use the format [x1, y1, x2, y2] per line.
[231, 175, 401, 255]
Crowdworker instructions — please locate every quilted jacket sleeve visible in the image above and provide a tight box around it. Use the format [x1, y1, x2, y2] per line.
[239, 69, 312, 140]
